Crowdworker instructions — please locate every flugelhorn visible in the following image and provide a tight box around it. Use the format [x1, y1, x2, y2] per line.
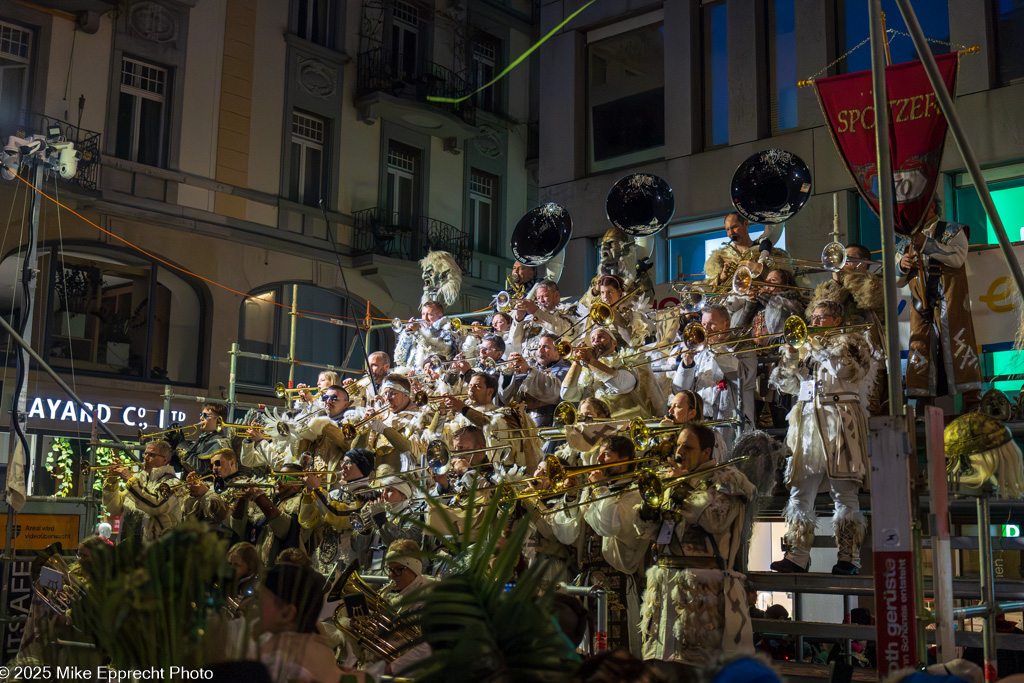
[556, 341, 594, 360]
[275, 382, 321, 399]
[494, 290, 526, 314]
[341, 408, 391, 440]
[157, 474, 214, 498]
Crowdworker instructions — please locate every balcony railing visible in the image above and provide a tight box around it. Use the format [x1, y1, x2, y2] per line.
[356, 47, 476, 127]
[352, 207, 472, 272]
[32, 114, 102, 191]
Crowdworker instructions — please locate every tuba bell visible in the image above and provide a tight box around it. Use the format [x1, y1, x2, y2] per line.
[730, 148, 812, 225]
[510, 203, 573, 269]
[31, 542, 86, 615]
[605, 173, 675, 237]
[329, 561, 421, 662]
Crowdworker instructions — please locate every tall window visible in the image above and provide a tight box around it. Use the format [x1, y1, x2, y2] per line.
[23, 248, 204, 383]
[469, 169, 498, 255]
[587, 18, 665, 173]
[386, 142, 419, 225]
[472, 34, 499, 112]
[767, 0, 798, 132]
[295, 0, 337, 48]
[0, 20, 31, 130]
[290, 111, 327, 207]
[116, 56, 170, 167]
[391, 1, 419, 79]
[237, 284, 381, 392]
[838, 0, 949, 74]
[993, 0, 1024, 85]
[703, 2, 729, 147]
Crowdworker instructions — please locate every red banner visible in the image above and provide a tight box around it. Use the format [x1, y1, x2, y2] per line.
[814, 52, 959, 236]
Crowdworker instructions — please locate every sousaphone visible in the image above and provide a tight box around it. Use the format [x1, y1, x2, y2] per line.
[510, 202, 572, 282]
[605, 172, 675, 237]
[731, 149, 812, 225]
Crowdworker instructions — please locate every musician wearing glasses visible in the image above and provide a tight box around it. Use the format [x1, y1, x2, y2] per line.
[673, 304, 755, 446]
[293, 385, 356, 473]
[368, 374, 428, 473]
[394, 300, 462, 371]
[769, 301, 876, 575]
[183, 447, 246, 526]
[177, 403, 232, 476]
[636, 423, 757, 666]
[299, 449, 377, 576]
[104, 440, 182, 543]
[509, 279, 572, 344]
[229, 462, 308, 566]
[550, 435, 647, 656]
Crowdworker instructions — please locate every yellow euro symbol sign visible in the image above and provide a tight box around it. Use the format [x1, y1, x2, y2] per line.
[979, 276, 1015, 313]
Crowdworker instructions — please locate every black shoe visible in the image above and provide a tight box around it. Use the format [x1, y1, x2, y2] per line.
[832, 561, 859, 575]
[770, 558, 808, 573]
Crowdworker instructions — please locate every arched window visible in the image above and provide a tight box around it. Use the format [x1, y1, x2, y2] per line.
[236, 283, 388, 394]
[0, 243, 206, 384]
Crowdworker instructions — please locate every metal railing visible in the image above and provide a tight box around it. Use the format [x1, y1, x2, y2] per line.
[32, 114, 102, 191]
[356, 47, 476, 126]
[352, 207, 472, 272]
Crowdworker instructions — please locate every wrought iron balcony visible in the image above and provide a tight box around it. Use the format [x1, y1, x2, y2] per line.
[32, 114, 102, 191]
[356, 47, 476, 127]
[352, 207, 472, 273]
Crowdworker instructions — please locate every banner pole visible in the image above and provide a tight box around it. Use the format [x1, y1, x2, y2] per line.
[893, 0, 1024, 303]
[869, 0, 904, 419]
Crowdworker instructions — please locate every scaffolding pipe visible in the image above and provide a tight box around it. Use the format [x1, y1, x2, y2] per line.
[230, 347, 363, 374]
[978, 495, 998, 681]
[893, 0, 1024, 302]
[288, 284, 298, 389]
[228, 342, 238, 423]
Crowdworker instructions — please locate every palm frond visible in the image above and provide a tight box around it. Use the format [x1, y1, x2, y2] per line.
[395, 482, 581, 682]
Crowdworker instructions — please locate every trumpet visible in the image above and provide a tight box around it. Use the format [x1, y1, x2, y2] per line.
[80, 461, 137, 475]
[391, 317, 429, 333]
[217, 419, 269, 434]
[449, 319, 491, 333]
[157, 474, 214, 498]
[275, 382, 321, 399]
[424, 440, 510, 475]
[139, 421, 201, 443]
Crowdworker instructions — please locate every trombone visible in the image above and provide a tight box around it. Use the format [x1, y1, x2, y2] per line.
[732, 266, 815, 297]
[412, 390, 469, 407]
[139, 421, 202, 443]
[709, 315, 875, 356]
[636, 455, 752, 507]
[678, 320, 753, 354]
[628, 418, 741, 450]
[275, 382, 321, 399]
[423, 440, 511, 475]
[491, 401, 618, 437]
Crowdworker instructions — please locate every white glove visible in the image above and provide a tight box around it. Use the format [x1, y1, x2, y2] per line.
[305, 416, 333, 437]
[368, 419, 386, 434]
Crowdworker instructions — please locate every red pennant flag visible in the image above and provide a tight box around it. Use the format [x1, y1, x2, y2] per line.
[813, 52, 959, 236]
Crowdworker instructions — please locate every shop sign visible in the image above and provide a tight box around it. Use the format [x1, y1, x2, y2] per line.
[0, 513, 80, 550]
[26, 396, 186, 431]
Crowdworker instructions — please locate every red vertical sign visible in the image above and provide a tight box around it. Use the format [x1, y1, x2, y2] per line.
[874, 550, 918, 675]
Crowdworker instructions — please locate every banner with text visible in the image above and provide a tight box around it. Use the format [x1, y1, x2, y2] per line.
[813, 52, 959, 236]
